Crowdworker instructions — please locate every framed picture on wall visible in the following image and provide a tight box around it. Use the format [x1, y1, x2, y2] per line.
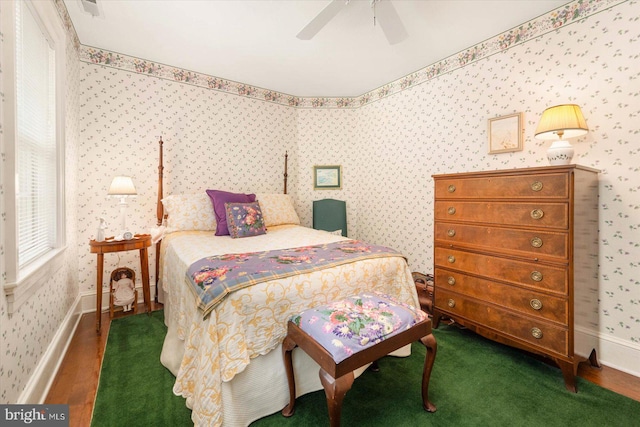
[488, 112, 523, 154]
[313, 165, 342, 190]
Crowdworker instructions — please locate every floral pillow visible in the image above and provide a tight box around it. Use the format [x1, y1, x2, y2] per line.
[224, 201, 267, 238]
[206, 189, 256, 236]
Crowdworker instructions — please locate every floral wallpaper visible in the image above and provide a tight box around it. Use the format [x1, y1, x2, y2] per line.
[294, 0, 640, 358]
[1, 0, 639, 406]
[351, 2, 640, 347]
[75, 67, 298, 293]
[73, 0, 626, 110]
[0, 1, 81, 404]
[295, 108, 358, 236]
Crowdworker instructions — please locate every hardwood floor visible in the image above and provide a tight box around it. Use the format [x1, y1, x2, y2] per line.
[46, 305, 640, 427]
[45, 303, 162, 427]
[578, 360, 640, 402]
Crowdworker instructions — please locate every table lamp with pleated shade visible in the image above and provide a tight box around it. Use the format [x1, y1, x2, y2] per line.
[534, 104, 588, 165]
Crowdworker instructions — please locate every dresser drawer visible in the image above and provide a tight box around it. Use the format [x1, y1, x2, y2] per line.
[434, 172, 569, 199]
[434, 247, 568, 294]
[434, 268, 568, 324]
[435, 288, 568, 356]
[434, 201, 568, 229]
[434, 222, 569, 261]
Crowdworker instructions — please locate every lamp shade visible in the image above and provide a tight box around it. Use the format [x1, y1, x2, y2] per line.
[108, 176, 137, 196]
[534, 104, 588, 140]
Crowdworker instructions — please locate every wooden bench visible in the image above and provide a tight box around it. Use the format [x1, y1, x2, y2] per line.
[281, 293, 437, 426]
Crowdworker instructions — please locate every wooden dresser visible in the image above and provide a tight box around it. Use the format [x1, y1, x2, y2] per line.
[432, 165, 599, 392]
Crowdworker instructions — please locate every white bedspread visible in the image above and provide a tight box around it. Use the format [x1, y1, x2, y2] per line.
[159, 225, 418, 426]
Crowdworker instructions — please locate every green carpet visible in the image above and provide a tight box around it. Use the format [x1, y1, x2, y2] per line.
[91, 311, 191, 426]
[92, 311, 640, 426]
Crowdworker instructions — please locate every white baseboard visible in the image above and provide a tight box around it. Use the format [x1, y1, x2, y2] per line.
[18, 283, 158, 404]
[18, 295, 82, 404]
[575, 326, 640, 377]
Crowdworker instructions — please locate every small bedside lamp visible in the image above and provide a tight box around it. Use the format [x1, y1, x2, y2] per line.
[108, 176, 137, 233]
[535, 104, 589, 165]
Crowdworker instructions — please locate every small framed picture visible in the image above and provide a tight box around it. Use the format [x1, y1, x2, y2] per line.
[488, 112, 523, 154]
[313, 165, 342, 190]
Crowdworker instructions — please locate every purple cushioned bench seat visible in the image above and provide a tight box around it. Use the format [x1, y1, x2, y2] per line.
[282, 291, 437, 426]
[291, 292, 427, 363]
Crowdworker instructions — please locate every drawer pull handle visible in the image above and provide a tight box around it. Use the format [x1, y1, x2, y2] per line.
[447, 207, 456, 215]
[448, 185, 456, 193]
[447, 229, 456, 237]
[531, 181, 543, 192]
[530, 271, 543, 282]
[531, 327, 543, 339]
[530, 299, 543, 310]
[530, 209, 544, 220]
[447, 276, 456, 285]
[448, 299, 456, 308]
[530, 237, 543, 248]
[447, 255, 456, 263]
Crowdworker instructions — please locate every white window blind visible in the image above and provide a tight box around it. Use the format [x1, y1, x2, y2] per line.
[15, 1, 58, 268]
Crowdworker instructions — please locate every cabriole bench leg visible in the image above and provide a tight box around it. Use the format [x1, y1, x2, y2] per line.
[319, 368, 355, 427]
[420, 333, 438, 412]
[281, 336, 297, 417]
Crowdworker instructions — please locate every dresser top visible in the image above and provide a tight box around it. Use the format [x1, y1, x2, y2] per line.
[432, 164, 600, 179]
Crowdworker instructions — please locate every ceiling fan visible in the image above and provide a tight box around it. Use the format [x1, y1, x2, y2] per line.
[297, 0, 408, 45]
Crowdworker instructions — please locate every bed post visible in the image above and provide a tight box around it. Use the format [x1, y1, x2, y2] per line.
[284, 151, 288, 195]
[157, 136, 164, 227]
[155, 136, 164, 302]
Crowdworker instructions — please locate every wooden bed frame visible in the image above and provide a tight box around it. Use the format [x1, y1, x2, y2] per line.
[153, 137, 289, 299]
[152, 138, 425, 425]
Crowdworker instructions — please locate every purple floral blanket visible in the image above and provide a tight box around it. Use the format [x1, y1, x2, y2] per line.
[186, 240, 405, 318]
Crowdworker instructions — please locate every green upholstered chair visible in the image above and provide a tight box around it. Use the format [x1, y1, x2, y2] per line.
[313, 199, 347, 237]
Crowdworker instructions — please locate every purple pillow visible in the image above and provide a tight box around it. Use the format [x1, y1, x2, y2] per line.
[206, 189, 256, 236]
[225, 201, 267, 238]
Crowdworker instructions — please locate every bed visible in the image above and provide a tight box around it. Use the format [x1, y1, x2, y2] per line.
[154, 141, 420, 426]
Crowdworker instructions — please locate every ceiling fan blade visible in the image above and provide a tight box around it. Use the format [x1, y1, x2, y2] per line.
[375, 0, 408, 45]
[297, 0, 346, 40]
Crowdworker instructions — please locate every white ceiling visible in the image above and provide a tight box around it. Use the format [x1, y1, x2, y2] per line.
[64, 0, 569, 98]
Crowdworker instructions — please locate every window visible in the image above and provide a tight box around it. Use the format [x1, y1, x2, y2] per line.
[16, 0, 58, 267]
[2, 0, 66, 313]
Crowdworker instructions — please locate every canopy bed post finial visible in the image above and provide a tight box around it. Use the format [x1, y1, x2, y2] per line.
[284, 151, 288, 195]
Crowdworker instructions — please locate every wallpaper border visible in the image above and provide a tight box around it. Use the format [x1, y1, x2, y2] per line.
[53, 0, 81, 52]
[56, 0, 626, 109]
